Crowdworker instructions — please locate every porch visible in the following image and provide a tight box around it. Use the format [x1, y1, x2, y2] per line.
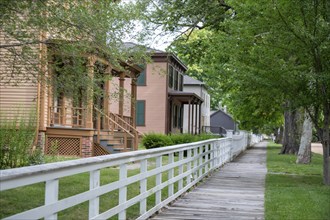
[42, 54, 142, 157]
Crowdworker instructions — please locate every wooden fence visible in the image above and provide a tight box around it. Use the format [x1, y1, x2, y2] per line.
[0, 132, 260, 220]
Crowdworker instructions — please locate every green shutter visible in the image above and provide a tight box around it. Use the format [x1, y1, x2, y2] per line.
[137, 70, 146, 86]
[136, 100, 145, 126]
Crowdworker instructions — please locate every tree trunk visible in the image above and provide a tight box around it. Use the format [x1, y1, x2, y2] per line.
[281, 109, 302, 154]
[296, 111, 312, 164]
[275, 126, 283, 144]
[319, 103, 330, 185]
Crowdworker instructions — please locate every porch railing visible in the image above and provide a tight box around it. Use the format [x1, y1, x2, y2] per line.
[0, 133, 258, 220]
[94, 107, 140, 151]
[49, 106, 87, 128]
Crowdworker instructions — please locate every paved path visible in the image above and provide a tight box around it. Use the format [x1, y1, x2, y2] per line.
[152, 141, 268, 220]
[311, 143, 323, 155]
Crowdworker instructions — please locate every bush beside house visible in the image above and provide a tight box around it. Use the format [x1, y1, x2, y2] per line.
[142, 133, 220, 149]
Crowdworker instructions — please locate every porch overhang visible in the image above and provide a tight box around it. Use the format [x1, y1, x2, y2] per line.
[168, 91, 204, 104]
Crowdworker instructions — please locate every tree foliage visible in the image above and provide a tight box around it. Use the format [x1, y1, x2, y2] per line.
[0, 0, 148, 99]
[149, 0, 330, 183]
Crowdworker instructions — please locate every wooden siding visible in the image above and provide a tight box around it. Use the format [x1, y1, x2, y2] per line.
[136, 62, 167, 134]
[0, 30, 39, 125]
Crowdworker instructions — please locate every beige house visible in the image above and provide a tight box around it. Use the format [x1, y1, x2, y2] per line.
[1, 35, 142, 158]
[183, 75, 211, 134]
[131, 46, 203, 134]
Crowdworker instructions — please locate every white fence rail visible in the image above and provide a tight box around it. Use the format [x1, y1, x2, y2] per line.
[0, 133, 259, 220]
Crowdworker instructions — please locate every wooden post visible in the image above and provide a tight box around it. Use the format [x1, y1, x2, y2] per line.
[188, 100, 191, 134]
[131, 77, 137, 128]
[104, 66, 112, 130]
[195, 103, 198, 135]
[37, 30, 47, 132]
[60, 97, 66, 125]
[97, 111, 101, 143]
[191, 102, 194, 135]
[199, 103, 202, 134]
[86, 56, 95, 128]
[119, 72, 125, 118]
[47, 58, 54, 127]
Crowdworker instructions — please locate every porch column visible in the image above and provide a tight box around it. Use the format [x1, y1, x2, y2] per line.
[47, 57, 54, 127]
[119, 72, 125, 117]
[131, 76, 137, 128]
[199, 103, 202, 134]
[191, 102, 194, 135]
[188, 100, 191, 134]
[103, 65, 112, 130]
[86, 55, 95, 128]
[195, 103, 198, 134]
[39, 49, 47, 131]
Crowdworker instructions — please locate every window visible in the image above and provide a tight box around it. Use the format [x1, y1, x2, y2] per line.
[179, 74, 183, 91]
[178, 106, 182, 127]
[136, 100, 145, 126]
[174, 70, 178, 90]
[169, 65, 173, 88]
[173, 105, 178, 128]
[137, 70, 146, 86]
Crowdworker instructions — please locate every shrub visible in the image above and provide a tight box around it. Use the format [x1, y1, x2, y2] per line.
[170, 133, 197, 145]
[141, 133, 173, 149]
[141, 133, 220, 150]
[0, 108, 44, 169]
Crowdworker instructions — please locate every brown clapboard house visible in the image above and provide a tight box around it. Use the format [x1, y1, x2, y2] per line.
[0, 35, 143, 157]
[124, 43, 204, 135]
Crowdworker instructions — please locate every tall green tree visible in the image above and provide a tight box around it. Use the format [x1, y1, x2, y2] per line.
[145, 0, 330, 184]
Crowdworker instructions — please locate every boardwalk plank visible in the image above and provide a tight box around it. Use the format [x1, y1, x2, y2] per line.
[151, 141, 267, 220]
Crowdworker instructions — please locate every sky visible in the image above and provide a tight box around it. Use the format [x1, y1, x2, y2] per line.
[120, 0, 177, 51]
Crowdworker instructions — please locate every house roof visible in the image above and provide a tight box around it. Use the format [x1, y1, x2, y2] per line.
[123, 42, 164, 53]
[183, 75, 205, 85]
[123, 42, 188, 72]
[211, 109, 235, 121]
[169, 91, 204, 104]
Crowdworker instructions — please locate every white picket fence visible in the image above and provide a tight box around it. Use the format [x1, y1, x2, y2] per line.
[0, 133, 259, 220]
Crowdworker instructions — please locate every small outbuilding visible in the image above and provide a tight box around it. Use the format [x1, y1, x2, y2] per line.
[209, 109, 238, 135]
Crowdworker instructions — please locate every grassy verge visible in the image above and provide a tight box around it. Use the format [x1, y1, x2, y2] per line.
[265, 143, 330, 220]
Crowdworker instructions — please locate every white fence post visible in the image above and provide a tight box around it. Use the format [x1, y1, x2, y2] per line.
[178, 151, 184, 190]
[139, 159, 147, 215]
[119, 164, 127, 220]
[155, 156, 162, 205]
[187, 149, 192, 185]
[199, 146, 203, 177]
[89, 169, 100, 219]
[193, 148, 198, 180]
[45, 179, 59, 220]
[168, 153, 174, 197]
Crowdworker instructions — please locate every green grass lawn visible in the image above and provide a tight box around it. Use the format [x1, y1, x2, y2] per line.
[265, 143, 330, 220]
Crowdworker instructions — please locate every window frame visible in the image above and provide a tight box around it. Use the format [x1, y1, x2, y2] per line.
[136, 100, 146, 126]
[136, 69, 146, 86]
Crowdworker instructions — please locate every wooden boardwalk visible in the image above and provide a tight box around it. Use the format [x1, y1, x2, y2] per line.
[152, 141, 268, 220]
